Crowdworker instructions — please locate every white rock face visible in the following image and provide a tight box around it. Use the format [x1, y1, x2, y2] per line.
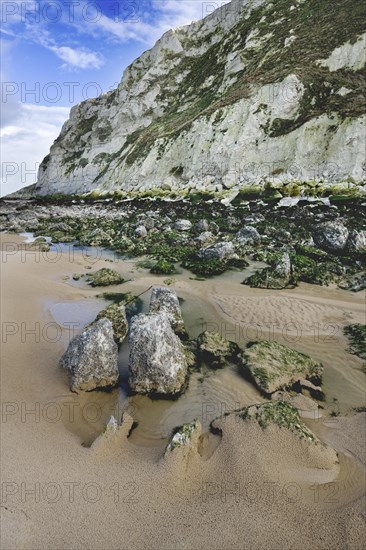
[317, 34, 366, 72]
[31, 0, 365, 197]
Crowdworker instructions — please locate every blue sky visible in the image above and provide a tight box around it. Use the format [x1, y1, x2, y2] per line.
[1, 0, 225, 195]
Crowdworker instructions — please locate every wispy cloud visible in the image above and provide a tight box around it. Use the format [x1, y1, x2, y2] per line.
[48, 45, 104, 69]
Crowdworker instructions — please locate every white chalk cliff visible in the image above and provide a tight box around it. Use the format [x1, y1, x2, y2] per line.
[34, 0, 365, 196]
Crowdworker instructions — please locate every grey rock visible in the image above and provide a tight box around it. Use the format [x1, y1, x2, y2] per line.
[129, 313, 187, 396]
[149, 287, 186, 336]
[60, 318, 119, 393]
[235, 226, 261, 246]
[199, 241, 236, 261]
[174, 219, 192, 231]
[196, 231, 215, 246]
[347, 229, 366, 252]
[274, 252, 291, 278]
[195, 219, 209, 232]
[313, 220, 349, 252]
[135, 225, 148, 238]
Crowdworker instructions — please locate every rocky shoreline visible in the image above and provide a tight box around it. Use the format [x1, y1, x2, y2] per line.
[1, 194, 365, 291]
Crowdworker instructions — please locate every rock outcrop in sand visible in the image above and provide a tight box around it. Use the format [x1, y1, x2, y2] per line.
[60, 318, 119, 392]
[129, 313, 188, 396]
[240, 340, 323, 396]
[149, 287, 186, 337]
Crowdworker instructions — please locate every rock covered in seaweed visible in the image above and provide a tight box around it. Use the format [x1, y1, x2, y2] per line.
[86, 268, 124, 287]
[240, 340, 323, 396]
[60, 318, 119, 393]
[90, 303, 128, 344]
[128, 312, 188, 396]
[197, 331, 240, 368]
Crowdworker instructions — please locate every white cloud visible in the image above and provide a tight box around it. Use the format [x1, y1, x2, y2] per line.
[49, 45, 104, 69]
[0, 103, 69, 196]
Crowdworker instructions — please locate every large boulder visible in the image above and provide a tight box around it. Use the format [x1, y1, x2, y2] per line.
[149, 287, 186, 336]
[312, 220, 349, 252]
[129, 313, 188, 396]
[90, 303, 128, 344]
[197, 331, 240, 368]
[240, 340, 323, 396]
[60, 318, 119, 393]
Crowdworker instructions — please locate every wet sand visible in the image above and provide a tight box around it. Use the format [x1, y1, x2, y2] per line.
[1, 233, 365, 549]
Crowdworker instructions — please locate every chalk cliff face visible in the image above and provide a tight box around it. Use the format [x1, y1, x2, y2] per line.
[35, 0, 365, 196]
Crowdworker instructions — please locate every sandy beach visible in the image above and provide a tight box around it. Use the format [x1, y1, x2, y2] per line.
[1, 232, 365, 549]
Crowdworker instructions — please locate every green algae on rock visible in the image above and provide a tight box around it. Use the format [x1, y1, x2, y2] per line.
[197, 331, 240, 368]
[239, 401, 317, 442]
[240, 340, 323, 396]
[86, 268, 124, 287]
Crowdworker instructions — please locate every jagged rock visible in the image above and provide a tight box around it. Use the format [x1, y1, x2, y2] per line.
[235, 226, 261, 246]
[174, 219, 192, 231]
[60, 318, 119, 393]
[274, 252, 291, 278]
[199, 241, 236, 261]
[196, 231, 215, 246]
[197, 331, 240, 368]
[129, 313, 188, 396]
[135, 225, 148, 238]
[86, 268, 124, 287]
[240, 340, 323, 396]
[313, 221, 349, 252]
[90, 303, 128, 344]
[149, 286, 186, 336]
[244, 252, 293, 289]
[165, 420, 201, 453]
[195, 219, 209, 232]
[347, 229, 366, 252]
